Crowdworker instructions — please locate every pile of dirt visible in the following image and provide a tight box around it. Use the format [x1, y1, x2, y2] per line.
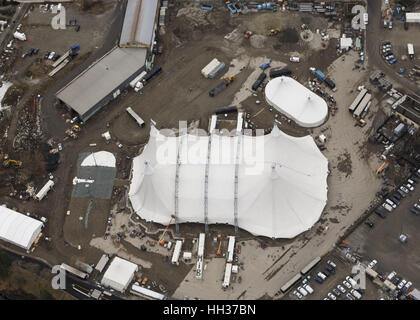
[337, 151, 353, 177]
[176, 7, 215, 27]
[250, 34, 267, 49]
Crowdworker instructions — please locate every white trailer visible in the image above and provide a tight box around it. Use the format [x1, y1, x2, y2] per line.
[131, 283, 165, 300]
[201, 58, 223, 78]
[171, 240, 182, 265]
[353, 93, 371, 118]
[236, 112, 243, 132]
[363, 13, 368, 25]
[129, 71, 147, 88]
[227, 236, 235, 263]
[34, 180, 54, 201]
[60, 263, 88, 279]
[406, 12, 420, 23]
[407, 43, 414, 59]
[13, 31, 26, 41]
[349, 89, 367, 113]
[196, 233, 205, 279]
[222, 263, 232, 288]
[126, 107, 145, 127]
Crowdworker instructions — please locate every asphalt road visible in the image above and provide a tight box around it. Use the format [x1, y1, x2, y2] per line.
[366, 0, 420, 97]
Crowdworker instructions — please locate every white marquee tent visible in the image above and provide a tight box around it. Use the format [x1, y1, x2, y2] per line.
[101, 256, 138, 292]
[265, 76, 328, 128]
[129, 125, 328, 239]
[0, 205, 43, 250]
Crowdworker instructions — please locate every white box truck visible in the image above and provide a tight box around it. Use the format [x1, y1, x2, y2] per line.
[363, 13, 368, 25]
[407, 43, 414, 59]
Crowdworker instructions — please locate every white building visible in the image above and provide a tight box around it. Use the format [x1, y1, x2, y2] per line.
[265, 76, 328, 127]
[128, 125, 328, 239]
[101, 257, 138, 292]
[0, 205, 43, 250]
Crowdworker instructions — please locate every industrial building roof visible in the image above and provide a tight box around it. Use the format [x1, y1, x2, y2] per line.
[101, 257, 138, 292]
[128, 125, 328, 239]
[56, 47, 146, 120]
[120, 0, 159, 48]
[0, 205, 43, 250]
[265, 76, 328, 127]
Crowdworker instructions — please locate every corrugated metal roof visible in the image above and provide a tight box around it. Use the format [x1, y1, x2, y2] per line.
[56, 47, 146, 118]
[120, 0, 159, 48]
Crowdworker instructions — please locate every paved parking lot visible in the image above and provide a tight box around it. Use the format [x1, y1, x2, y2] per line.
[345, 177, 420, 288]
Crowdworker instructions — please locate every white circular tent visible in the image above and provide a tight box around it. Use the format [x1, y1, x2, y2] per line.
[265, 76, 328, 128]
[129, 125, 328, 239]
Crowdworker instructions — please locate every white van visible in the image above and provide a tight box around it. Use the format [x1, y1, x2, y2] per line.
[382, 203, 393, 212]
[346, 276, 358, 288]
[297, 286, 308, 296]
[167, 241, 173, 250]
[317, 272, 327, 280]
[385, 199, 396, 209]
[350, 289, 362, 299]
[290, 56, 300, 63]
[303, 284, 314, 294]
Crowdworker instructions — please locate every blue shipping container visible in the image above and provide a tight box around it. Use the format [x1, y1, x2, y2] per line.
[315, 70, 326, 80]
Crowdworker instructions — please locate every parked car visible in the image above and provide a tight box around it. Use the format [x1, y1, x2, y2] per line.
[375, 209, 386, 219]
[400, 186, 409, 194]
[403, 281, 412, 292]
[385, 54, 394, 61]
[343, 280, 352, 289]
[405, 183, 414, 191]
[327, 292, 336, 300]
[408, 179, 415, 185]
[397, 280, 407, 290]
[315, 276, 323, 284]
[385, 199, 397, 209]
[368, 259, 377, 269]
[365, 220, 374, 228]
[332, 288, 341, 297]
[303, 284, 313, 294]
[389, 58, 398, 65]
[350, 289, 362, 299]
[390, 195, 400, 205]
[327, 260, 337, 269]
[58, 143, 62, 151]
[410, 207, 420, 215]
[337, 284, 346, 294]
[387, 271, 397, 281]
[293, 290, 303, 299]
[392, 192, 402, 200]
[297, 286, 308, 297]
[414, 203, 420, 210]
[323, 269, 331, 277]
[346, 293, 355, 300]
[397, 189, 406, 198]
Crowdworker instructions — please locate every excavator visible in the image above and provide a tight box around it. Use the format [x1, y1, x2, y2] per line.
[2, 154, 23, 169]
[65, 124, 81, 139]
[158, 214, 176, 246]
[376, 159, 389, 175]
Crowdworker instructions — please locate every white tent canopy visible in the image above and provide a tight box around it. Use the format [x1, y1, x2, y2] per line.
[81, 151, 116, 168]
[0, 205, 43, 250]
[101, 256, 138, 292]
[265, 76, 328, 127]
[129, 125, 328, 239]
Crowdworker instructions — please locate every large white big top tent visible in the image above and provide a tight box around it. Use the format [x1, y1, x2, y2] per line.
[129, 125, 328, 239]
[0, 205, 43, 250]
[265, 76, 328, 128]
[101, 256, 138, 292]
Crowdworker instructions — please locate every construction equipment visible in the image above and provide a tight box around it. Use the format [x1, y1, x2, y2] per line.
[216, 234, 224, 256]
[268, 27, 281, 36]
[244, 31, 253, 39]
[376, 159, 389, 175]
[142, 277, 148, 286]
[209, 75, 236, 97]
[355, 119, 366, 127]
[2, 154, 23, 169]
[158, 214, 175, 246]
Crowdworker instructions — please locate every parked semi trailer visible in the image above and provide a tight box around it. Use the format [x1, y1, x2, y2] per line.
[252, 72, 267, 90]
[209, 76, 235, 97]
[269, 68, 292, 78]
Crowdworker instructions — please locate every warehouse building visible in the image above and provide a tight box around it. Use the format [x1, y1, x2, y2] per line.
[56, 47, 146, 122]
[101, 256, 138, 292]
[119, 0, 160, 48]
